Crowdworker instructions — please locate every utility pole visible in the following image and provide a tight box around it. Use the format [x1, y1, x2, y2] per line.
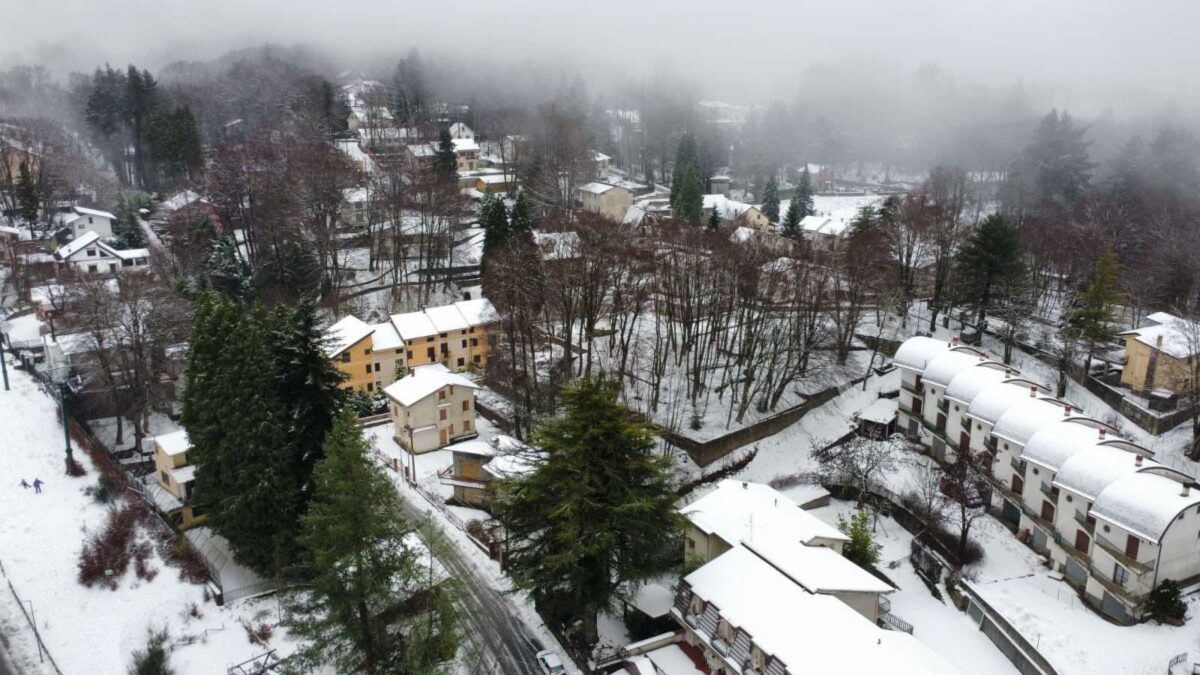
[59, 381, 75, 474]
[1, 339, 9, 391]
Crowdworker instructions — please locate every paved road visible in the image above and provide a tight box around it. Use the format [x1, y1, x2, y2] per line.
[396, 493, 546, 674]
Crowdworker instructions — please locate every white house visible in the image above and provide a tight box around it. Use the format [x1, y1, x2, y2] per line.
[448, 122, 474, 141]
[59, 206, 117, 240]
[701, 194, 771, 230]
[54, 231, 150, 274]
[672, 545, 957, 674]
[576, 181, 634, 222]
[384, 364, 480, 454]
[893, 334, 1200, 623]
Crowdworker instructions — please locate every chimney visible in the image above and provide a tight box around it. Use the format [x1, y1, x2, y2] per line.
[742, 481, 748, 489]
[951, 336, 960, 346]
[1157, 335, 1164, 348]
[1030, 386, 1037, 398]
[1135, 455, 1144, 467]
[1099, 428, 1107, 440]
[1182, 484, 1191, 498]
[1063, 405, 1072, 416]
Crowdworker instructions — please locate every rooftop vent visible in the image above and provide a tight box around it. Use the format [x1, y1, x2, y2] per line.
[1135, 455, 1144, 467]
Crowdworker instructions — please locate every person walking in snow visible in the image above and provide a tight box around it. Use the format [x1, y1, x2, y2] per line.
[18, 479, 29, 489]
[32, 478, 43, 494]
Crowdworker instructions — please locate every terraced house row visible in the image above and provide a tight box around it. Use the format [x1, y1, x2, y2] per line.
[325, 298, 499, 394]
[895, 335, 1200, 624]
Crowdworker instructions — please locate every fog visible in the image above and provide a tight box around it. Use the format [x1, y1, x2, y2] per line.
[4, 0, 1199, 115]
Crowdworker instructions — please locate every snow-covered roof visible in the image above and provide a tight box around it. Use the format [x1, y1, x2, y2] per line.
[684, 546, 958, 674]
[474, 174, 512, 185]
[991, 398, 1078, 447]
[1120, 313, 1200, 360]
[859, 398, 898, 424]
[371, 320, 403, 352]
[591, 149, 611, 162]
[892, 336, 949, 372]
[682, 480, 849, 548]
[425, 304, 471, 333]
[729, 226, 756, 244]
[484, 451, 541, 478]
[702, 194, 759, 221]
[533, 231, 580, 261]
[966, 381, 1043, 425]
[923, 351, 989, 388]
[800, 215, 849, 237]
[113, 247, 149, 261]
[454, 299, 498, 327]
[944, 364, 1010, 404]
[390, 310, 439, 341]
[383, 363, 479, 407]
[160, 190, 206, 211]
[324, 315, 374, 357]
[1053, 443, 1162, 500]
[155, 430, 190, 457]
[1020, 421, 1109, 472]
[744, 539, 893, 594]
[578, 181, 616, 195]
[447, 439, 496, 458]
[171, 464, 196, 484]
[73, 206, 115, 220]
[627, 579, 675, 618]
[451, 138, 479, 153]
[54, 231, 101, 260]
[1091, 473, 1200, 543]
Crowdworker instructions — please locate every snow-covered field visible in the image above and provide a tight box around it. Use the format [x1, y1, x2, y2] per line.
[0, 359, 297, 674]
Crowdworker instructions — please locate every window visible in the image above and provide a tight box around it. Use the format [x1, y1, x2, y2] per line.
[364, 364, 372, 374]
[439, 333, 447, 338]
[161, 470, 170, 485]
[88, 264, 98, 273]
[87, 248, 97, 257]
[473, 355, 481, 363]
[363, 348, 372, 355]
[438, 389, 446, 401]
[461, 339, 467, 348]
[462, 400, 470, 411]
[341, 352, 351, 363]
[463, 420, 471, 432]
[407, 351, 413, 360]
[367, 382, 374, 392]
[470, 338, 478, 347]
[426, 347, 435, 359]
[427, 336, 434, 342]
[1113, 564, 1129, 587]
[457, 358, 465, 367]
[374, 363, 381, 372]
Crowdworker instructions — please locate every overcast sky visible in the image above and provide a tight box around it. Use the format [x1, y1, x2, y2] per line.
[4, 0, 1198, 114]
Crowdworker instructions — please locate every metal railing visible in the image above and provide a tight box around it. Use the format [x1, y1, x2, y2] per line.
[1039, 482, 1058, 500]
[1094, 533, 1155, 574]
[1009, 456, 1025, 475]
[1074, 510, 1095, 533]
[880, 612, 914, 634]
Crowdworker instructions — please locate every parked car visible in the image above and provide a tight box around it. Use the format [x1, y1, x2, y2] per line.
[536, 649, 566, 675]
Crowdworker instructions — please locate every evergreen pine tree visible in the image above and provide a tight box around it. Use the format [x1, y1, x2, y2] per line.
[955, 214, 1025, 329]
[674, 165, 704, 226]
[15, 161, 38, 227]
[1063, 248, 1124, 377]
[286, 411, 459, 673]
[509, 192, 533, 233]
[782, 198, 802, 236]
[434, 128, 458, 181]
[182, 293, 295, 576]
[670, 134, 698, 210]
[795, 165, 815, 217]
[492, 375, 681, 646]
[113, 195, 146, 248]
[761, 175, 780, 223]
[205, 236, 252, 300]
[480, 193, 511, 259]
[850, 205, 877, 233]
[707, 205, 720, 231]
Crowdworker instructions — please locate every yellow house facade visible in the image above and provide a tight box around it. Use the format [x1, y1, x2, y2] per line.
[153, 430, 206, 529]
[326, 315, 379, 393]
[1119, 312, 1198, 395]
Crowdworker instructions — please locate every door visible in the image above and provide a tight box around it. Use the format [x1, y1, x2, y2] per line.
[1064, 557, 1088, 586]
[439, 429, 448, 446]
[1030, 528, 1048, 553]
[1041, 500, 1055, 523]
[1000, 500, 1021, 528]
[1125, 536, 1140, 560]
[936, 413, 946, 433]
[1012, 474, 1024, 495]
[1074, 530, 1090, 553]
[908, 419, 918, 437]
[912, 397, 922, 415]
[1101, 592, 1130, 623]
[959, 431, 971, 452]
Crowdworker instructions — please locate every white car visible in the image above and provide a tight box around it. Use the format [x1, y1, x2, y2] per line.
[535, 649, 566, 675]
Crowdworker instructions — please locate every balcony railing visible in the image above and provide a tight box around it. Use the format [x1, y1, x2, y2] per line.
[1094, 533, 1155, 574]
[985, 437, 999, 452]
[1009, 456, 1025, 475]
[1074, 511, 1095, 533]
[1039, 482, 1058, 500]
[1087, 560, 1148, 604]
[937, 399, 949, 414]
[901, 380, 923, 396]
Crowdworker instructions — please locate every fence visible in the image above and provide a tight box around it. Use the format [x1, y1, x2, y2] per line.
[879, 611, 914, 634]
[0, 558, 65, 675]
[1167, 651, 1188, 674]
[960, 581, 1059, 675]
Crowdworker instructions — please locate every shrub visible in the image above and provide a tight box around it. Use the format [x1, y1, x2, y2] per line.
[127, 628, 174, 675]
[838, 509, 881, 568]
[166, 536, 209, 585]
[92, 475, 117, 504]
[242, 621, 274, 646]
[78, 504, 144, 589]
[1146, 580, 1187, 623]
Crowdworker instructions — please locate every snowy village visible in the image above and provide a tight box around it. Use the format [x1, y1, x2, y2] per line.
[3, 3, 1200, 674]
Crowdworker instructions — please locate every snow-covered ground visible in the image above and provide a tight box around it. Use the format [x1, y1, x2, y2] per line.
[0, 358, 297, 674]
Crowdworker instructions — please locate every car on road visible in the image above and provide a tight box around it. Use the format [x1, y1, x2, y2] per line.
[535, 649, 566, 674]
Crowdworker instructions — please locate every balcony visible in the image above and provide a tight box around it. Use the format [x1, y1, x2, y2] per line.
[1074, 511, 1095, 533]
[937, 398, 950, 414]
[1094, 533, 1155, 574]
[1009, 456, 1025, 476]
[1039, 482, 1058, 501]
[1087, 560, 1148, 604]
[985, 437, 999, 452]
[901, 380, 923, 396]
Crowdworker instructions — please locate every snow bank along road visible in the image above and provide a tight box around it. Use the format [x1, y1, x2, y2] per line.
[394, 494, 546, 674]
